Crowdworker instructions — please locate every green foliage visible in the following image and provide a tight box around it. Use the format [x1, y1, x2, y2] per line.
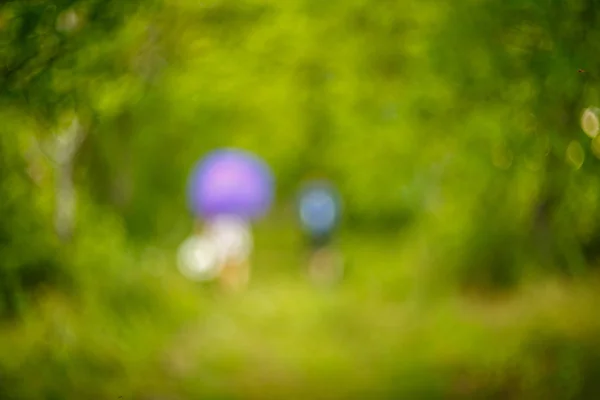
[3, 0, 600, 397]
[0, 112, 64, 318]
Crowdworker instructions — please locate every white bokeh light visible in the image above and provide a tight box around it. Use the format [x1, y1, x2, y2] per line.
[581, 107, 600, 139]
[177, 235, 220, 281]
[205, 215, 253, 265]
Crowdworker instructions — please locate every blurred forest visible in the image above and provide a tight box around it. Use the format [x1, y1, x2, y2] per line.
[3, 0, 600, 398]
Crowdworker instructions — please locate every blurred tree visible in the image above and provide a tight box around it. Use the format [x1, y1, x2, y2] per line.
[0, 117, 64, 318]
[2, 0, 600, 300]
[0, 0, 157, 315]
[424, 0, 600, 287]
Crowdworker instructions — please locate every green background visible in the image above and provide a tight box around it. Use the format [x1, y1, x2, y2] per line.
[2, 0, 600, 398]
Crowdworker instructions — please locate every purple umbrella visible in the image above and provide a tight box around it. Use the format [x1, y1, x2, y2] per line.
[187, 148, 274, 221]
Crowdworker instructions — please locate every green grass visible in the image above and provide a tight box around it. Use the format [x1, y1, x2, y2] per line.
[2, 219, 600, 399]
